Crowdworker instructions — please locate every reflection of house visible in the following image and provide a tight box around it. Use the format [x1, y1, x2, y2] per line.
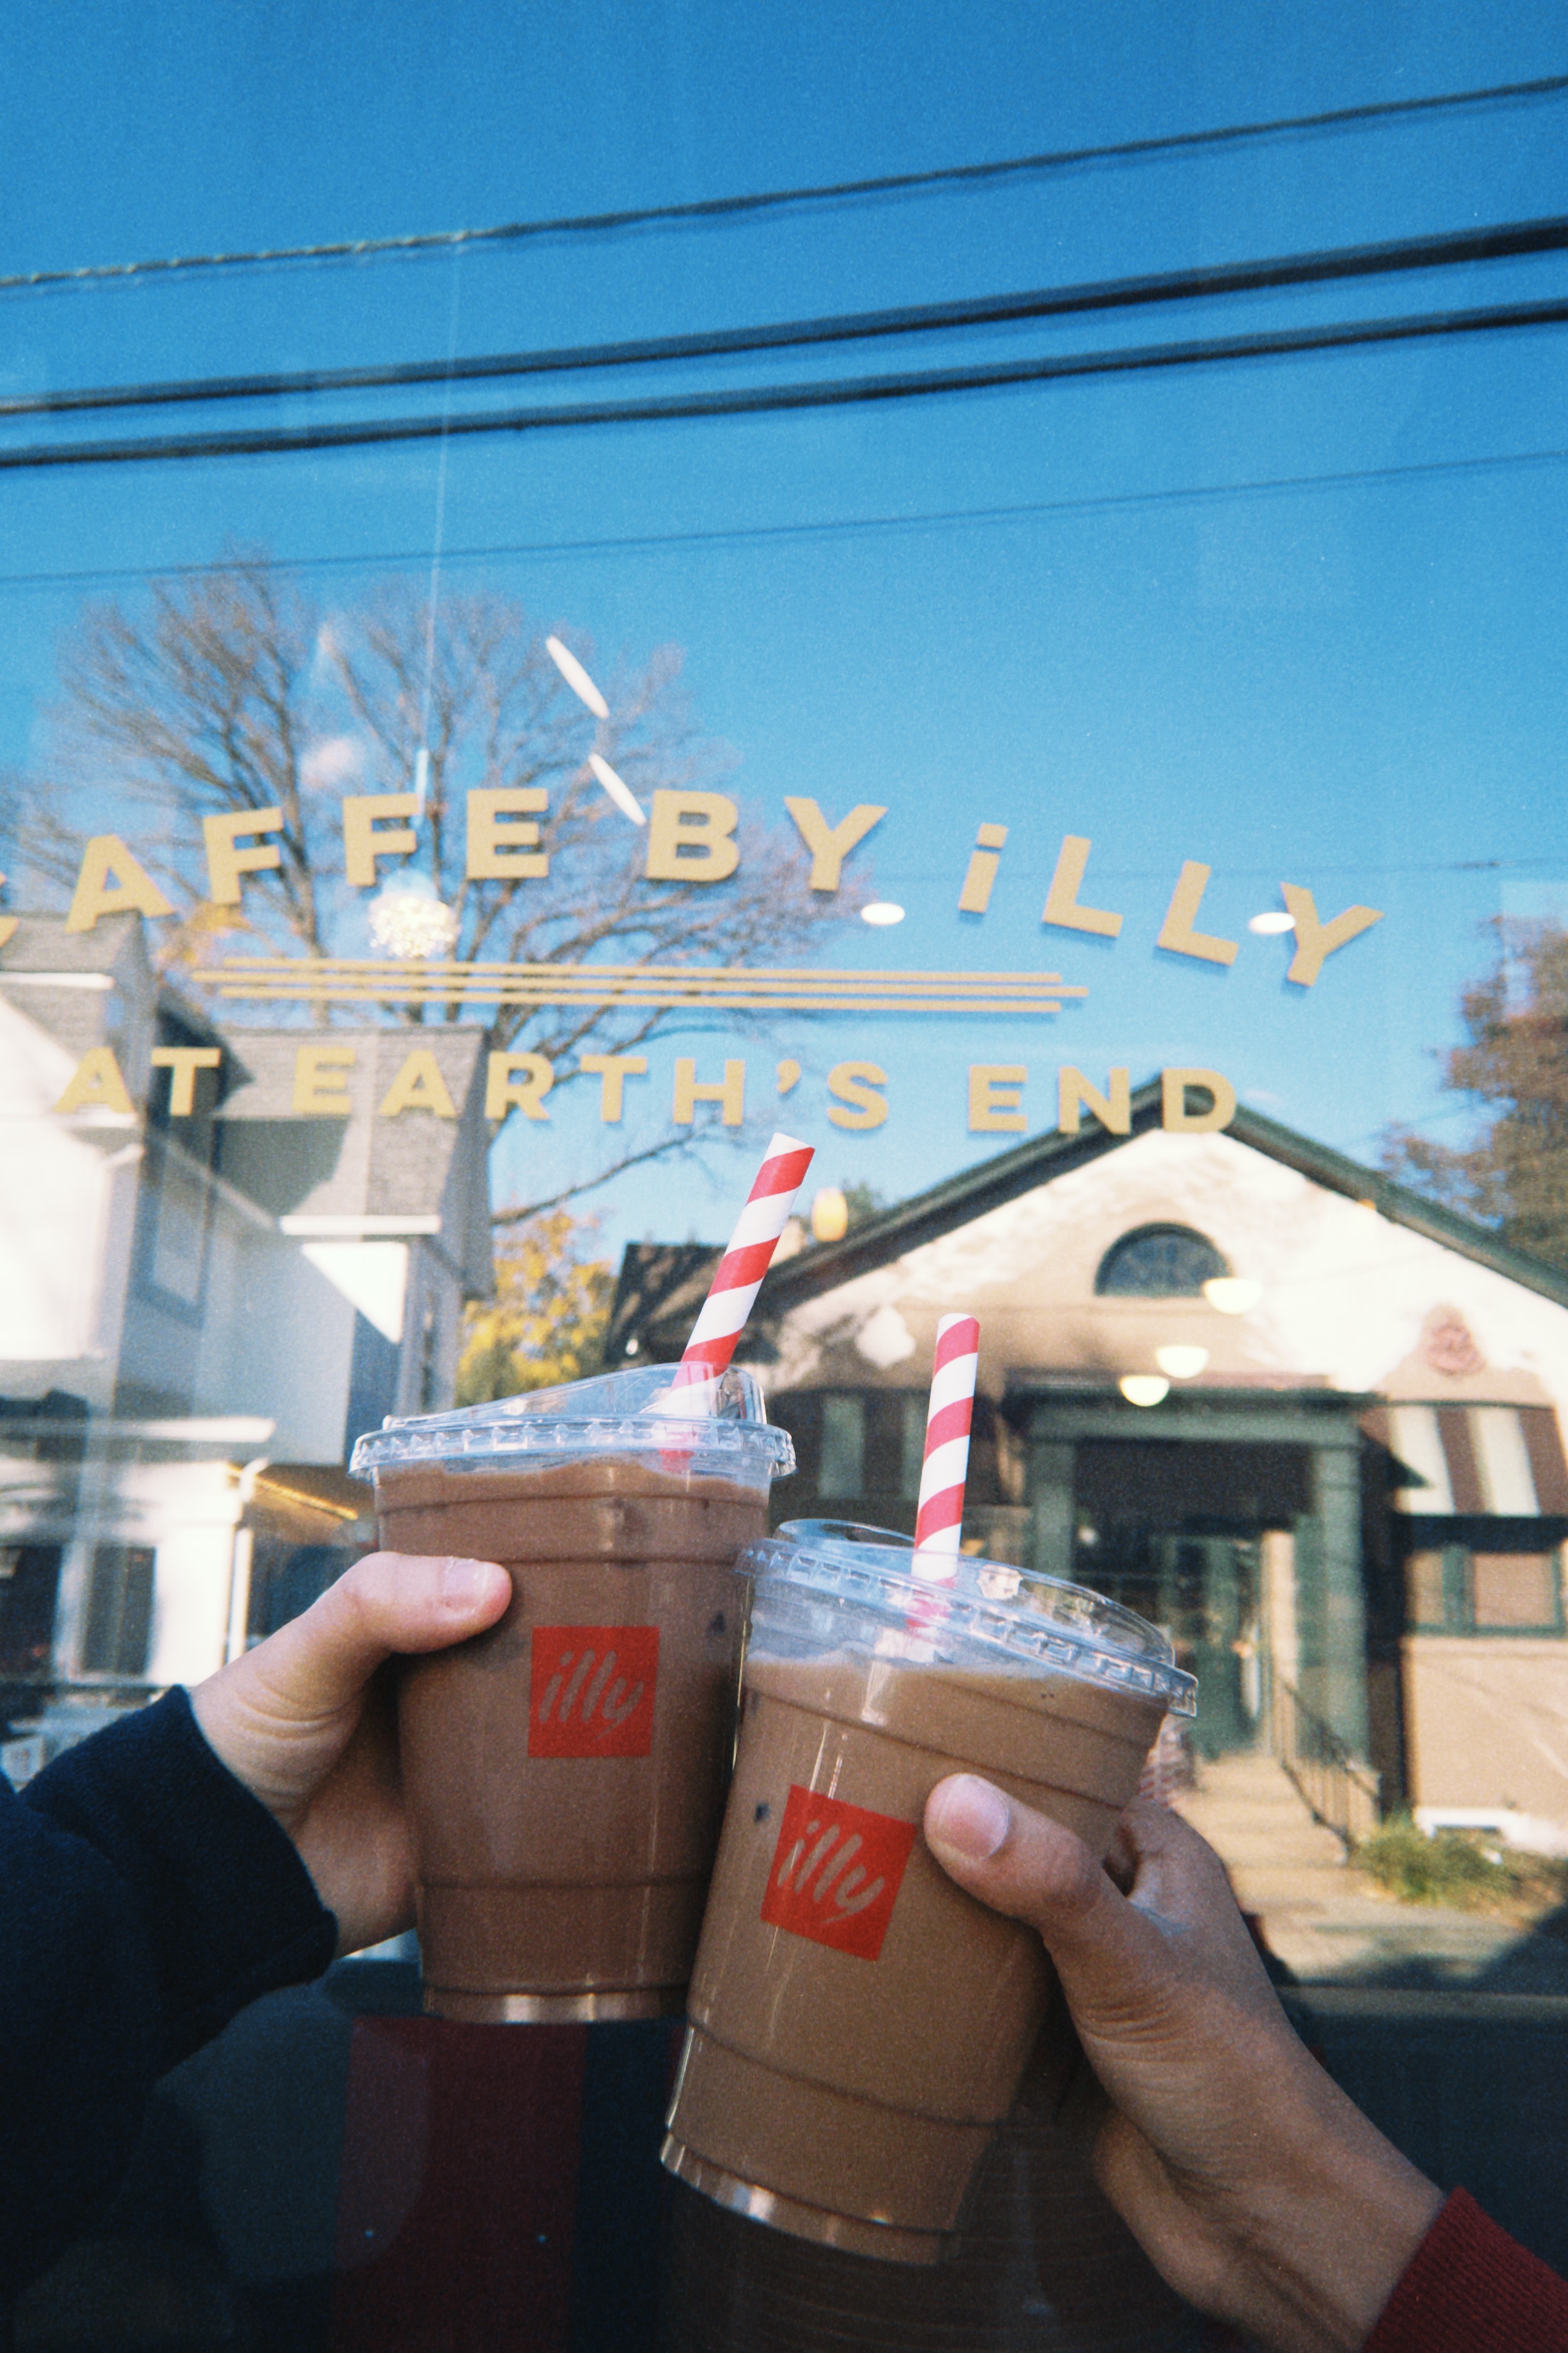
[610, 1084, 1568, 1849]
[0, 912, 492, 1743]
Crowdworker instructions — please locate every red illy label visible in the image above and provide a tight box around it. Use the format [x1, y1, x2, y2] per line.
[528, 1626, 659, 1757]
[759, 1783, 917, 1961]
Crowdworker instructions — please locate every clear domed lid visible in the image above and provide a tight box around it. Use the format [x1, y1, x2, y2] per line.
[742, 1520, 1195, 1713]
[350, 1362, 794, 1480]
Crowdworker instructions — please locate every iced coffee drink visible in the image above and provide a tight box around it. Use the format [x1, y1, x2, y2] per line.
[662, 1522, 1195, 2262]
[350, 1365, 794, 2021]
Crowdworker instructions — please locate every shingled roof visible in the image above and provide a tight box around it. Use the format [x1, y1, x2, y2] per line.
[214, 1027, 493, 1296]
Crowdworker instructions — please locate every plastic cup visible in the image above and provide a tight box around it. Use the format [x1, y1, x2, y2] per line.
[350, 1365, 794, 2021]
[662, 1520, 1196, 2262]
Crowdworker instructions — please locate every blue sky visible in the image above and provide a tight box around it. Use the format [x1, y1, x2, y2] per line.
[1, 1, 1565, 1253]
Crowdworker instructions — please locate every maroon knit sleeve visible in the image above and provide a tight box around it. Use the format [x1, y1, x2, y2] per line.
[1364, 2188, 1568, 2351]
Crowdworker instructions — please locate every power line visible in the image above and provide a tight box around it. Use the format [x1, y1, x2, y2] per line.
[3, 294, 1565, 473]
[7, 215, 1565, 423]
[1, 445, 1561, 595]
[4, 71, 1566, 295]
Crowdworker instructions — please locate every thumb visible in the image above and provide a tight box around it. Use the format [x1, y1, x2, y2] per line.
[249, 1551, 512, 1721]
[924, 1775, 1177, 2033]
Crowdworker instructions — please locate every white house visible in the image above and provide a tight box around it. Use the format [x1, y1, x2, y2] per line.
[0, 912, 493, 1745]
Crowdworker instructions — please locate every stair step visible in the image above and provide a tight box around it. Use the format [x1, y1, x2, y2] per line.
[1173, 1755, 1356, 1886]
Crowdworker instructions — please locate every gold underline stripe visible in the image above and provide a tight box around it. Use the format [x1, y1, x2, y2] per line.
[209, 988, 1072, 1013]
[203, 983, 1079, 1000]
[193, 960, 1083, 1011]
[200, 959, 1076, 984]
[199, 976, 1071, 990]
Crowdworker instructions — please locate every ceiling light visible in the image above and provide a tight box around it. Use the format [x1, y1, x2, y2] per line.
[1155, 1344, 1209, 1380]
[1203, 1277, 1262, 1315]
[811, 1186, 850, 1242]
[1119, 1375, 1170, 1408]
[368, 887, 459, 959]
[1248, 911, 1296, 935]
[545, 635, 610, 719]
[587, 751, 645, 825]
[862, 902, 905, 926]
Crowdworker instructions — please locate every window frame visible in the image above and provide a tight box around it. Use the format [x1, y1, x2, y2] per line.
[1094, 1223, 1230, 1298]
[1403, 1540, 1566, 1637]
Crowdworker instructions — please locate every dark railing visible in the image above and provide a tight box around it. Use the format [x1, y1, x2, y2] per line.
[1270, 1674, 1381, 1850]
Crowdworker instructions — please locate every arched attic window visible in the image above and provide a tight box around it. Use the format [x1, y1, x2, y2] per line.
[1094, 1224, 1229, 1297]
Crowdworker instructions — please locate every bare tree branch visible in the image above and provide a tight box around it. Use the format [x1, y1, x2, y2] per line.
[33, 552, 865, 1210]
[490, 1126, 711, 1223]
[1382, 918, 1568, 1270]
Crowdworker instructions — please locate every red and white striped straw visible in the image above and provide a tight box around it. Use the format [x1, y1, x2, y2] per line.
[676, 1132, 815, 1384]
[912, 1314, 980, 1577]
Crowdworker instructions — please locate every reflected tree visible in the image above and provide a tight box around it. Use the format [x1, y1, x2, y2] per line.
[456, 1211, 614, 1403]
[1382, 920, 1568, 1271]
[31, 551, 849, 1210]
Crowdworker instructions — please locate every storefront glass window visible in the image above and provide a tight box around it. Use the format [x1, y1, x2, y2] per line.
[3, 5, 1567, 2345]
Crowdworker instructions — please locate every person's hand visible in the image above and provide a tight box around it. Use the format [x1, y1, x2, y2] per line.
[924, 1779, 1444, 2353]
[190, 1552, 510, 1957]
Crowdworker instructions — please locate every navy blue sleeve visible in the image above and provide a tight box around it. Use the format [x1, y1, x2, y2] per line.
[2, 1687, 338, 2299]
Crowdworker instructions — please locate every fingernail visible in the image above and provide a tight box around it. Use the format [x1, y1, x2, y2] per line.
[928, 1776, 1011, 1861]
[439, 1558, 505, 1610]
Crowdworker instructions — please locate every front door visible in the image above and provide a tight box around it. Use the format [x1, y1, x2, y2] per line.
[1153, 1533, 1262, 1757]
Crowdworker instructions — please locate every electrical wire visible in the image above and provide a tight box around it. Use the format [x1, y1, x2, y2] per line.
[3, 294, 1564, 473]
[0, 446, 1563, 591]
[6, 215, 1565, 422]
[3, 71, 1565, 295]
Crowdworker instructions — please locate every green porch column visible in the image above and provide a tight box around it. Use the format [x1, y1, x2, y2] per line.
[1295, 1436, 1369, 1759]
[1026, 1434, 1076, 1582]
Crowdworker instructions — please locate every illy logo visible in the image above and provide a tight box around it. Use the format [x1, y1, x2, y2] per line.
[527, 1625, 659, 1757]
[759, 1784, 917, 1961]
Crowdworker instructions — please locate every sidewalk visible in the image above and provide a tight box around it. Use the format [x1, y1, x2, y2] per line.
[1171, 1751, 1568, 1990]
